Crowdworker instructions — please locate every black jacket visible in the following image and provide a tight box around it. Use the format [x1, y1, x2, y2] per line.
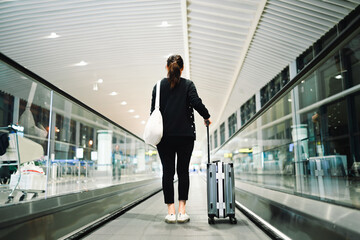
[150, 78, 210, 140]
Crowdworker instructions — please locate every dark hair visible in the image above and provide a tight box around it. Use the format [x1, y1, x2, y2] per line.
[167, 55, 183, 89]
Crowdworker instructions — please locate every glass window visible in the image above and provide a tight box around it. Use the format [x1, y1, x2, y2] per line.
[274, 75, 281, 95]
[249, 96, 256, 119]
[240, 105, 245, 126]
[220, 123, 225, 145]
[241, 96, 257, 125]
[228, 113, 237, 137]
[270, 75, 281, 98]
[262, 93, 292, 126]
[281, 67, 290, 87]
[342, 34, 360, 88]
[214, 130, 218, 148]
[314, 26, 337, 55]
[319, 53, 344, 99]
[297, 47, 314, 73]
[260, 84, 270, 107]
[298, 73, 317, 109]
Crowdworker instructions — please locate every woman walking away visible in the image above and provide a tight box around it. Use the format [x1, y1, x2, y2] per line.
[149, 55, 211, 223]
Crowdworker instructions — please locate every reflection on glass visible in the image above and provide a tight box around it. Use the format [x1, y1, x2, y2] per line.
[0, 62, 161, 207]
[218, 32, 360, 209]
[0, 63, 51, 204]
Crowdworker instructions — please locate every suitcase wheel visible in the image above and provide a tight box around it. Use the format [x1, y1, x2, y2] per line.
[229, 216, 237, 224]
[208, 217, 215, 225]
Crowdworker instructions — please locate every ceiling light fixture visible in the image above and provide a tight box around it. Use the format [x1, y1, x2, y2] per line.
[335, 74, 342, 79]
[74, 61, 88, 66]
[121, 101, 127, 105]
[97, 78, 103, 83]
[128, 109, 134, 113]
[46, 32, 60, 38]
[110, 92, 118, 96]
[134, 115, 140, 119]
[158, 21, 171, 27]
[93, 83, 98, 91]
[141, 121, 146, 124]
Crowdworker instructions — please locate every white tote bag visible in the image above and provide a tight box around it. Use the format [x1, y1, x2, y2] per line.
[143, 80, 163, 146]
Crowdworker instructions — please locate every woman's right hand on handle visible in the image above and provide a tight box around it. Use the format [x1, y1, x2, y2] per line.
[204, 119, 211, 126]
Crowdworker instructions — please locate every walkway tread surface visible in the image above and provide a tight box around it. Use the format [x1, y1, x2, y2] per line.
[83, 174, 270, 240]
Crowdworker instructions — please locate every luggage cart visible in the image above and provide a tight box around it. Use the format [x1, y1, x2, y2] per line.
[0, 125, 45, 203]
[0, 125, 22, 203]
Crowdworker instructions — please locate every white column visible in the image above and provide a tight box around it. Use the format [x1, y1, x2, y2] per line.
[97, 130, 113, 171]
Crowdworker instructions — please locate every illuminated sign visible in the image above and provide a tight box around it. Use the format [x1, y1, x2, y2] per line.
[238, 148, 253, 153]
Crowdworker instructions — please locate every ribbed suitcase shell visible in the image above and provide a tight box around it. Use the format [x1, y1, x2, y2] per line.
[205, 121, 236, 224]
[207, 161, 236, 222]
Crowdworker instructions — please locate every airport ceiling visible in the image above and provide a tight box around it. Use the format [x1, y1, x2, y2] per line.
[0, 0, 359, 146]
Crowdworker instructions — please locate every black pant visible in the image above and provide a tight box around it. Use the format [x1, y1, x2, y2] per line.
[157, 136, 194, 204]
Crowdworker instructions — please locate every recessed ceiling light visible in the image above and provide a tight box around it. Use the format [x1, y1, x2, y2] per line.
[141, 121, 146, 124]
[134, 115, 140, 119]
[74, 61, 88, 66]
[110, 92, 118, 96]
[121, 101, 127, 105]
[335, 74, 342, 79]
[46, 32, 60, 38]
[158, 21, 171, 27]
[93, 83, 98, 91]
[97, 78, 103, 83]
[128, 109, 135, 113]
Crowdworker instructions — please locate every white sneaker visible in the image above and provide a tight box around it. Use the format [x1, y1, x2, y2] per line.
[165, 214, 176, 223]
[177, 213, 190, 223]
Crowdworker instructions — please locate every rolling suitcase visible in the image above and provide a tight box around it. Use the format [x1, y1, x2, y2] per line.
[205, 121, 237, 224]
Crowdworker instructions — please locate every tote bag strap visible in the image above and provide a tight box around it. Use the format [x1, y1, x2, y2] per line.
[155, 80, 161, 109]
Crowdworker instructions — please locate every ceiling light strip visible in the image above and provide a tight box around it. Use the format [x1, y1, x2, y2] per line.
[181, 0, 191, 79]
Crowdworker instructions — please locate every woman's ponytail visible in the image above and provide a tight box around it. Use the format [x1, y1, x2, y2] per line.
[167, 55, 184, 89]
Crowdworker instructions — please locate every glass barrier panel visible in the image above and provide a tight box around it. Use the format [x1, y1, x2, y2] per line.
[216, 31, 360, 209]
[0, 62, 51, 205]
[0, 61, 161, 205]
[46, 92, 161, 197]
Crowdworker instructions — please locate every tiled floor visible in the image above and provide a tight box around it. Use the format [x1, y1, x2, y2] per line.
[83, 174, 270, 240]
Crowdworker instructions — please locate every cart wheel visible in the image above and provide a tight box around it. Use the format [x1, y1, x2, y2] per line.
[208, 217, 215, 225]
[19, 193, 26, 201]
[229, 217, 237, 224]
[5, 196, 13, 204]
[31, 192, 38, 199]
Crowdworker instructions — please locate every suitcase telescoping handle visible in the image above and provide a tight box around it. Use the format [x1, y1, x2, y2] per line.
[205, 120, 210, 164]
